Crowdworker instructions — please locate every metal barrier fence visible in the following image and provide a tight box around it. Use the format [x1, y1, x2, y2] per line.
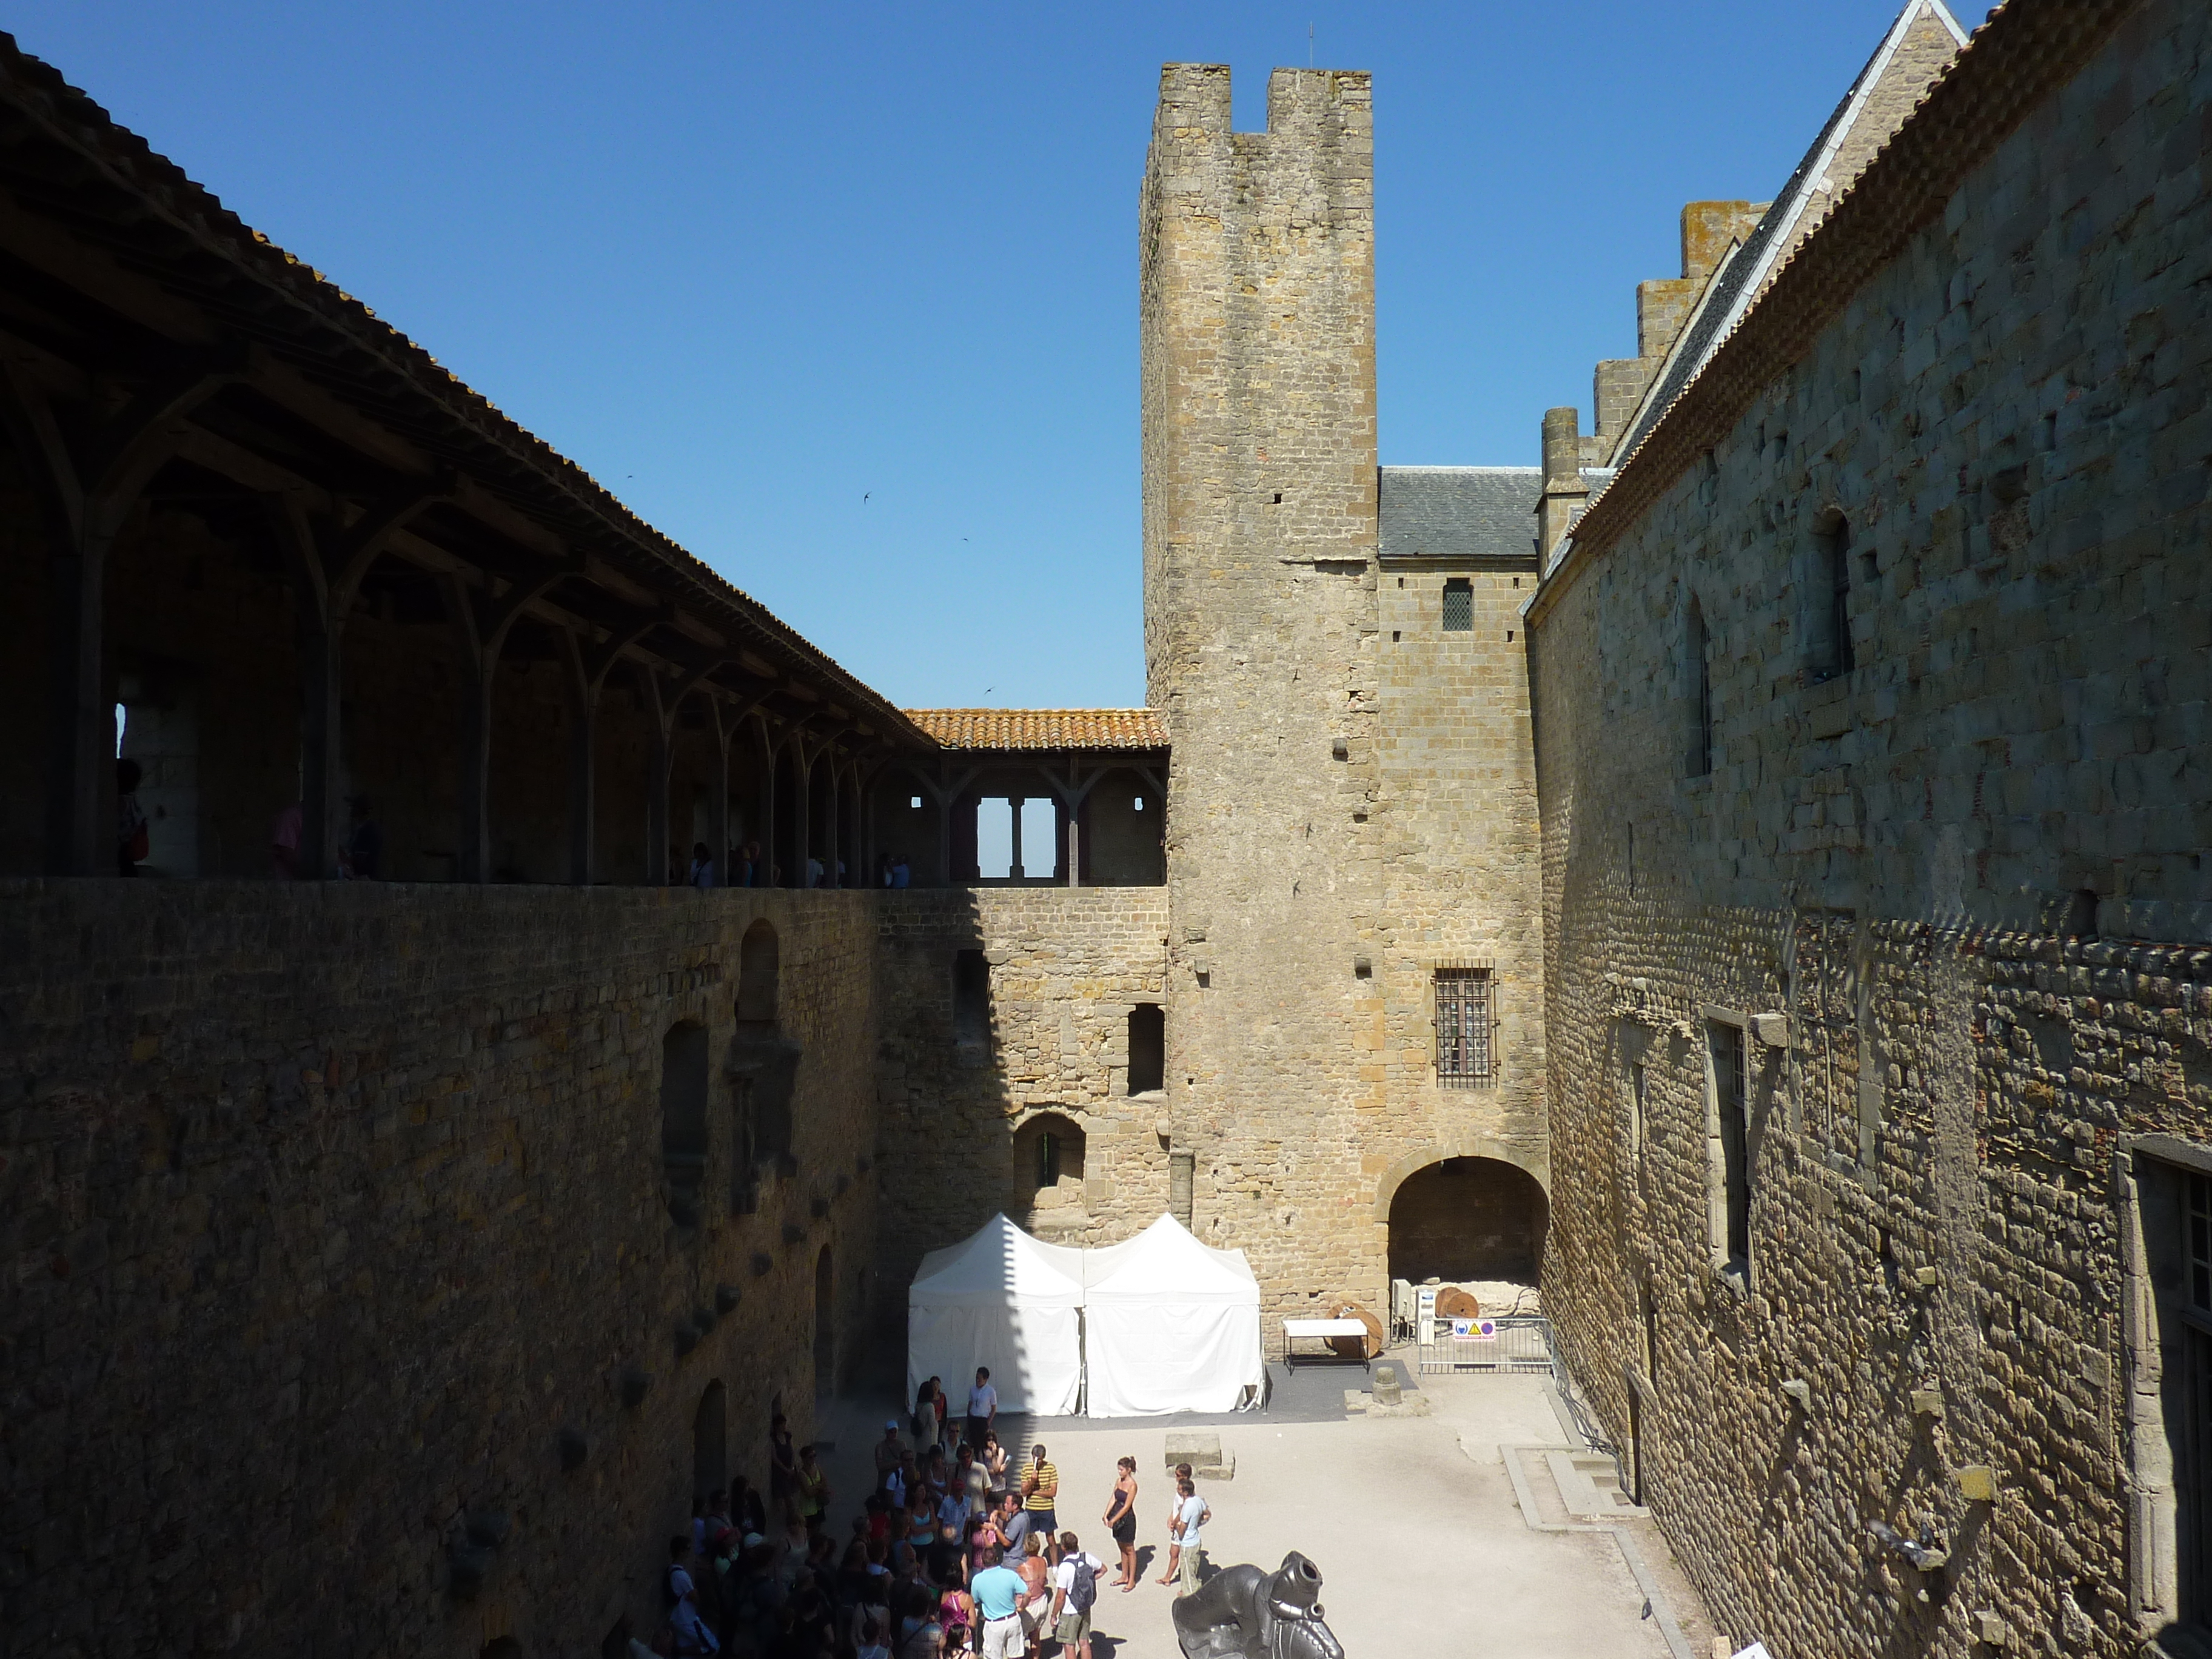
[1415, 1313, 1555, 1375]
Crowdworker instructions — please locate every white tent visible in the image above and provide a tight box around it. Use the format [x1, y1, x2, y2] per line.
[905, 1213, 1086, 1416]
[1082, 1214, 1265, 1417]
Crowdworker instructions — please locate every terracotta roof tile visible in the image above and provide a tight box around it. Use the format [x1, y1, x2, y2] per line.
[903, 709, 1168, 751]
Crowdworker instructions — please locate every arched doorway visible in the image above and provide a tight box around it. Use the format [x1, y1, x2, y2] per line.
[693, 1379, 726, 1501]
[1387, 1157, 1548, 1282]
[814, 1245, 835, 1398]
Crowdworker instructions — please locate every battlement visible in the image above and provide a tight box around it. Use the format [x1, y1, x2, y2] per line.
[1150, 62, 1371, 141]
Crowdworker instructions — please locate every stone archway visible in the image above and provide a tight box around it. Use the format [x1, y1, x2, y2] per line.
[1385, 1156, 1549, 1284]
[1372, 1138, 1549, 1221]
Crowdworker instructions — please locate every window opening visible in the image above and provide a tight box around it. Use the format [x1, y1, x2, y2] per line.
[1133, 796, 1144, 812]
[1629, 1062, 1647, 1176]
[1709, 1021, 1749, 1269]
[1815, 514, 1855, 680]
[1127, 1004, 1164, 1094]
[1441, 578, 1473, 632]
[1435, 969, 1493, 1084]
[661, 1022, 709, 1227]
[1037, 1131, 1061, 1187]
[910, 795, 922, 809]
[953, 950, 991, 1046]
[1689, 602, 1714, 777]
[737, 919, 779, 1024]
[2191, 1174, 2212, 1315]
[1019, 797, 1056, 879]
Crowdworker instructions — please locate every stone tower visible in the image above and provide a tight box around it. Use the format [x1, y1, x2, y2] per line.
[1139, 65, 1388, 1313]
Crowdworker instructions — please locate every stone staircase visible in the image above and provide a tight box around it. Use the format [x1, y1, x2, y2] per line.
[1543, 1448, 1645, 1520]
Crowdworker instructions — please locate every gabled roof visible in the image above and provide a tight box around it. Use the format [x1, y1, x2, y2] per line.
[1378, 467, 1541, 560]
[904, 709, 1169, 751]
[1607, 0, 1967, 472]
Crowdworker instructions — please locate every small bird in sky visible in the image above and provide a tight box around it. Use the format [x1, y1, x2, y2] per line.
[863, 492, 870, 503]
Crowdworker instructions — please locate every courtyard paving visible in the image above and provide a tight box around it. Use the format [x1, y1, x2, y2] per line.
[819, 1355, 1718, 1658]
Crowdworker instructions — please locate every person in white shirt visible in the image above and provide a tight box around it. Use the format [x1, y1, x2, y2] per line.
[1048, 1532, 1104, 1659]
[966, 1367, 999, 1448]
[688, 842, 717, 889]
[665, 1535, 721, 1654]
[1157, 1477, 1209, 1596]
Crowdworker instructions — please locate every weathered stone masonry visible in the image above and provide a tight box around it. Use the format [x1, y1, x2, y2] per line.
[1, 882, 880, 1657]
[1141, 65, 1549, 1332]
[1527, 1, 2212, 1654]
[873, 889, 1171, 1285]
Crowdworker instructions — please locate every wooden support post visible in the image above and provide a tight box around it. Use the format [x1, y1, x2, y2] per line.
[641, 666, 672, 887]
[293, 585, 343, 881]
[558, 614, 655, 885]
[789, 743, 812, 887]
[448, 567, 567, 883]
[566, 682, 597, 884]
[1008, 794, 1025, 882]
[263, 481, 455, 880]
[754, 717, 777, 888]
[1, 350, 246, 874]
[708, 699, 731, 888]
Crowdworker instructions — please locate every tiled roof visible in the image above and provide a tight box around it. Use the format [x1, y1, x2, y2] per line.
[904, 709, 1169, 751]
[1378, 468, 1541, 560]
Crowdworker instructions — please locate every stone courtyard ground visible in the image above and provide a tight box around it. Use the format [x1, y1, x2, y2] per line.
[820, 1350, 1718, 1658]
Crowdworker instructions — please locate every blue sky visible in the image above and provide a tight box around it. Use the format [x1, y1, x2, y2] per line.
[17, 2, 1960, 708]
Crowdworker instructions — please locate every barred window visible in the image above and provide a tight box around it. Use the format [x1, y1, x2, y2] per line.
[1435, 968, 1493, 1083]
[1442, 578, 1473, 632]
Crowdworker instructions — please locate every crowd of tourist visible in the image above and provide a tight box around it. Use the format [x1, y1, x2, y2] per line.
[631, 1368, 1213, 1659]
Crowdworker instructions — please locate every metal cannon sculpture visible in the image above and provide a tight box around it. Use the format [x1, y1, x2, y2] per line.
[1171, 1550, 1345, 1659]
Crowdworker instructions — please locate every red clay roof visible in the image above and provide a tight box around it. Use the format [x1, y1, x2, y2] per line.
[903, 709, 1168, 751]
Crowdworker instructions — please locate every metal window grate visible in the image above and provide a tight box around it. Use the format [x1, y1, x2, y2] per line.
[2191, 1175, 2212, 1312]
[1435, 968, 1493, 1083]
[1441, 578, 1473, 632]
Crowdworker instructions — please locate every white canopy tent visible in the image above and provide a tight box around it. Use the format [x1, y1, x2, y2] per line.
[905, 1213, 1086, 1415]
[1082, 1215, 1265, 1417]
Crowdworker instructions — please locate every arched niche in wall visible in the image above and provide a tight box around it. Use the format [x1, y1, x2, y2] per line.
[693, 1379, 727, 1501]
[1011, 1110, 1087, 1237]
[729, 918, 802, 1203]
[661, 1021, 709, 1228]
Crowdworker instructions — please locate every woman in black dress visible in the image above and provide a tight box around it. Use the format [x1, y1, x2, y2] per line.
[1102, 1455, 1139, 1590]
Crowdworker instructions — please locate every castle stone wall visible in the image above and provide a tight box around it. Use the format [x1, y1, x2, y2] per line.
[872, 888, 1170, 1291]
[1139, 64, 1547, 1333]
[1, 881, 880, 1657]
[1528, 2, 2212, 1651]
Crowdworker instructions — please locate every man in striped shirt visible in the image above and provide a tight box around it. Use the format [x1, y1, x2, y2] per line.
[1021, 1444, 1061, 1564]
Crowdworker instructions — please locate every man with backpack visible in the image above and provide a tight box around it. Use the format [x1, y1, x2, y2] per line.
[1048, 1532, 1104, 1659]
[664, 1534, 721, 1655]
